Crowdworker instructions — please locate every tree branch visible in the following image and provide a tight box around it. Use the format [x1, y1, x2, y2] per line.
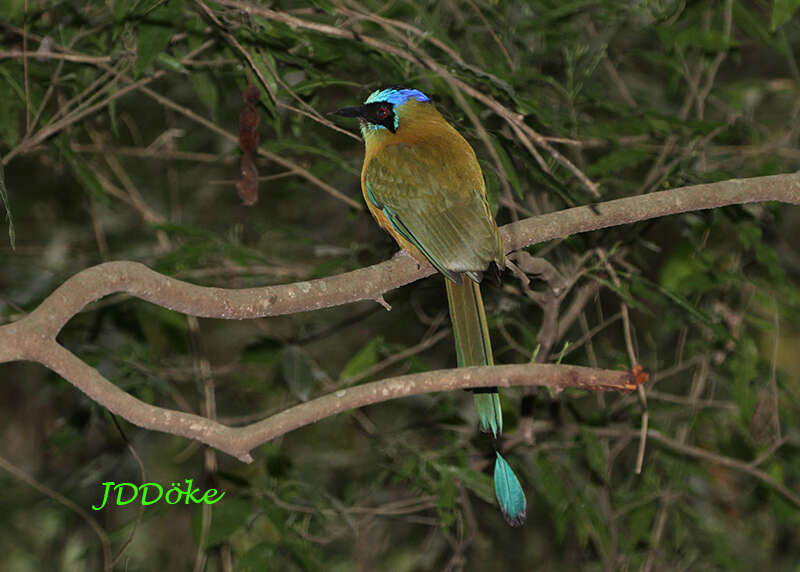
[25, 340, 639, 462]
[1, 173, 798, 461]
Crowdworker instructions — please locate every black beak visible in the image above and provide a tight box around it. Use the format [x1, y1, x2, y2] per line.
[329, 105, 364, 118]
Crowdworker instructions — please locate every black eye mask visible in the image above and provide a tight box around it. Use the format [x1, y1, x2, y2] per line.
[359, 102, 397, 133]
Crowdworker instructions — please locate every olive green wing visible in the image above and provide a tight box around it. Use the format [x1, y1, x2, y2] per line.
[364, 142, 502, 281]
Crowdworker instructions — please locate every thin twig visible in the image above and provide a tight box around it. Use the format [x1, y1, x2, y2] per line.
[0, 454, 113, 570]
[599, 249, 648, 474]
[464, 0, 514, 71]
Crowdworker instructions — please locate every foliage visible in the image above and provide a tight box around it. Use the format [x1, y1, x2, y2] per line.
[1, 0, 800, 570]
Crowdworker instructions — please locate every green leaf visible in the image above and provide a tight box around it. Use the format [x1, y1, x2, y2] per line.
[737, 220, 789, 284]
[629, 274, 720, 332]
[241, 338, 283, 366]
[0, 66, 22, 148]
[734, 2, 787, 54]
[491, 138, 524, 199]
[771, 0, 800, 31]
[586, 148, 650, 177]
[309, 257, 348, 279]
[670, 27, 740, 52]
[436, 475, 458, 528]
[0, 0, 24, 22]
[0, 162, 13, 249]
[338, 335, 383, 382]
[628, 503, 656, 547]
[405, 354, 432, 374]
[533, 456, 569, 542]
[482, 164, 501, 216]
[135, 307, 183, 360]
[659, 242, 715, 296]
[284, 534, 324, 569]
[281, 345, 316, 402]
[113, 0, 132, 21]
[766, 462, 800, 526]
[251, 51, 279, 116]
[155, 53, 188, 74]
[196, 497, 251, 548]
[135, 23, 173, 77]
[730, 337, 759, 421]
[191, 71, 219, 116]
[236, 542, 277, 572]
[151, 221, 215, 239]
[580, 428, 607, 483]
[434, 462, 495, 505]
[55, 137, 107, 201]
[310, 0, 337, 14]
[135, 0, 185, 76]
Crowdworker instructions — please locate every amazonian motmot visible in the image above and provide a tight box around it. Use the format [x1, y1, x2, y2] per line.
[333, 87, 527, 526]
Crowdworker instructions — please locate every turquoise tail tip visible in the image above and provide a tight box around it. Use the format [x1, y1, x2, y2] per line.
[474, 392, 503, 438]
[494, 451, 527, 527]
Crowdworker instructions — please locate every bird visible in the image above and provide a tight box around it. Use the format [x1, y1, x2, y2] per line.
[332, 87, 527, 526]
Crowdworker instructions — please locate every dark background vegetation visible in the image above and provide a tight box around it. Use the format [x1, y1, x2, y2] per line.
[2, 0, 800, 570]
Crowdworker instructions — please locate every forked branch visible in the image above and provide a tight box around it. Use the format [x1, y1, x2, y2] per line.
[0, 173, 798, 461]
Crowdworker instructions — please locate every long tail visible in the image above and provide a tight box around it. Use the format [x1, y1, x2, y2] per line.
[445, 276, 527, 527]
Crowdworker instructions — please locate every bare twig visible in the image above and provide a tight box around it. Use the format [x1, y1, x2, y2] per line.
[0, 454, 113, 570]
[464, 0, 514, 70]
[599, 427, 800, 509]
[0, 49, 114, 64]
[599, 249, 648, 474]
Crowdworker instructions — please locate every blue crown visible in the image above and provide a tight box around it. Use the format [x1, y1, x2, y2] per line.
[364, 88, 430, 106]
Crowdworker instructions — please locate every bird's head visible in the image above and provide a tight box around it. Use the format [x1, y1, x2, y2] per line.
[331, 87, 432, 139]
